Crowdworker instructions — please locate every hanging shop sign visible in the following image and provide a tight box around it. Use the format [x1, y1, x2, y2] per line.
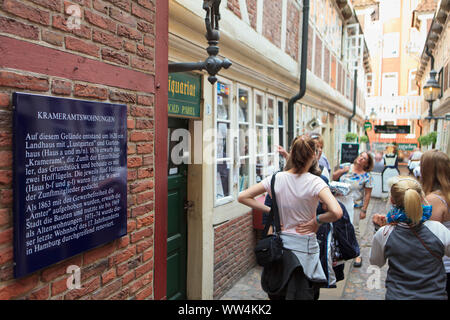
[13, 93, 127, 278]
[398, 143, 418, 151]
[374, 125, 410, 134]
[364, 121, 372, 131]
[168, 73, 201, 119]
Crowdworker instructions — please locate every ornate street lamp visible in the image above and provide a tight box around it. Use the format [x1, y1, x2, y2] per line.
[168, 0, 232, 84]
[369, 108, 377, 121]
[423, 47, 442, 123]
[423, 69, 441, 119]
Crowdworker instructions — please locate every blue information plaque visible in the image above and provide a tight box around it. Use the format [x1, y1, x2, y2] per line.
[13, 93, 127, 278]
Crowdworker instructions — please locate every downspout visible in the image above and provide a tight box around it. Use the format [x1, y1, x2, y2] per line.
[348, 68, 357, 132]
[287, 0, 309, 146]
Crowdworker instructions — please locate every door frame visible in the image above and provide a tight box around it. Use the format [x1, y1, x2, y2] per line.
[154, 0, 169, 300]
[167, 117, 189, 300]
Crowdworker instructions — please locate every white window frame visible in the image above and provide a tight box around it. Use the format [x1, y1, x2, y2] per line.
[382, 72, 398, 97]
[237, 83, 253, 194]
[277, 98, 287, 169]
[408, 69, 418, 95]
[254, 89, 265, 184]
[253, 90, 281, 184]
[266, 94, 277, 177]
[365, 72, 374, 97]
[214, 78, 234, 207]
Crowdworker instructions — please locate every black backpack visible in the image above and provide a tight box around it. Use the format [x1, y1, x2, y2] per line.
[317, 201, 359, 261]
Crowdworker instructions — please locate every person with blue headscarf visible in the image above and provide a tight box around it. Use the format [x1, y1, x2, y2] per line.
[370, 176, 450, 300]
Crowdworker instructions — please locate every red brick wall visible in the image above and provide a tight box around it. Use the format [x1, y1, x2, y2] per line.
[0, 0, 158, 300]
[246, 0, 257, 30]
[314, 35, 322, 79]
[285, 0, 299, 61]
[307, 23, 313, 71]
[330, 55, 337, 90]
[323, 46, 330, 84]
[213, 212, 257, 299]
[227, 0, 241, 18]
[262, 0, 282, 48]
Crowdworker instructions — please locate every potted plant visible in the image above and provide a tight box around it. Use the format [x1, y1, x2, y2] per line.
[417, 134, 431, 147]
[359, 135, 369, 143]
[345, 132, 358, 143]
[428, 132, 437, 147]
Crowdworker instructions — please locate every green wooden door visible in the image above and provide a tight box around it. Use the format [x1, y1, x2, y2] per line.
[167, 118, 188, 300]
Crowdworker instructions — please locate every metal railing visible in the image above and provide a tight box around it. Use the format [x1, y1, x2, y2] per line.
[366, 96, 423, 120]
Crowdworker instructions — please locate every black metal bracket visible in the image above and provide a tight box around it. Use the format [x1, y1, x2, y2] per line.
[169, 0, 232, 84]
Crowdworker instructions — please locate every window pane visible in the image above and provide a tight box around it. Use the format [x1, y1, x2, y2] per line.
[255, 94, 263, 124]
[278, 153, 286, 171]
[295, 104, 302, 133]
[278, 101, 284, 126]
[256, 126, 264, 154]
[239, 158, 250, 192]
[239, 124, 249, 156]
[267, 127, 274, 153]
[217, 82, 230, 120]
[267, 98, 274, 125]
[238, 88, 249, 123]
[256, 156, 264, 183]
[279, 127, 284, 149]
[216, 161, 230, 199]
[217, 122, 229, 158]
[267, 156, 275, 176]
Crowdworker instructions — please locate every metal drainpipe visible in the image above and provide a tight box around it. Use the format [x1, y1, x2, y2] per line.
[287, 0, 309, 146]
[348, 68, 357, 132]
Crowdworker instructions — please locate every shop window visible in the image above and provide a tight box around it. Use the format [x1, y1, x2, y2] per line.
[215, 81, 232, 203]
[214, 80, 284, 206]
[278, 99, 286, 169]
[255, 91, 264, 183]
[266, 95, 276, 177]
[238, 86, 251, 192]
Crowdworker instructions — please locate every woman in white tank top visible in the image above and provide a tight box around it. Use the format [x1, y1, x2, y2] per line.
[420, 150, 450, 296]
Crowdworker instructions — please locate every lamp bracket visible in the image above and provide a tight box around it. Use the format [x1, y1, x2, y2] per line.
[168, 0, 232, 84]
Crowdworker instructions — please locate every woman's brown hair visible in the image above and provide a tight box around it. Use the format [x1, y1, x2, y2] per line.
[284, 135, 319, 174]
[354, 152, 374, 172]
[420, 149, 450, 205]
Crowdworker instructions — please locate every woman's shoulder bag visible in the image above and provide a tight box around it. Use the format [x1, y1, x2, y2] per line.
[254, 172, 283, 267]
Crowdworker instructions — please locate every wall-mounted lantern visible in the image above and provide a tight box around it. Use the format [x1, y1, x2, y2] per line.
[168, 0, 232, 84]
[423, 47, 442, 122]
[369, 108, 377, 121]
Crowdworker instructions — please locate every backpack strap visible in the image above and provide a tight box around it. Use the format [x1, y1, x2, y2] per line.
[263, 172, 280, 236]
[271, 172, 281, 233]
[409, 224, 442, 262]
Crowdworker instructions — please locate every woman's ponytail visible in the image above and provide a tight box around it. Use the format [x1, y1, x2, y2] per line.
[403, 188, 423, 225]
[285, 135, 316, 174]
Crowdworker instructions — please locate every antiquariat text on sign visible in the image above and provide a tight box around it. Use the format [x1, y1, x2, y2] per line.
[168, 72, 201, 119]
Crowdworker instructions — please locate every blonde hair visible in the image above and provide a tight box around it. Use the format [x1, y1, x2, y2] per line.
[420, 150, 450, 206]
[390, 176, 425, 224]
